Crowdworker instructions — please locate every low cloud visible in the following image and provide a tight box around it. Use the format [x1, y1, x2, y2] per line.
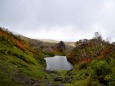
[0, 0, 115, 42]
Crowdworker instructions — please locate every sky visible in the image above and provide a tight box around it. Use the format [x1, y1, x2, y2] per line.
[0, 0, 115, 42]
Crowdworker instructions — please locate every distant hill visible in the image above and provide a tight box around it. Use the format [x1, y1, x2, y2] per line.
[39, 39, 75, 47]
[20, 35, 75, 47]
[39, 39, 59, 43]
[19, 35, 75, 56]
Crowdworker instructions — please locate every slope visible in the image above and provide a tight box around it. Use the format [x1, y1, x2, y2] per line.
[65, 38, 115, 86]
[0, 27, 47, 85]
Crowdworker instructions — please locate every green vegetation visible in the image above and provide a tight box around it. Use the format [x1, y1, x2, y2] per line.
[65, 32, 115, 86]
[0, 28, 48, 85]
[0, 28, 115, 86]
[63, 58, 115, 86]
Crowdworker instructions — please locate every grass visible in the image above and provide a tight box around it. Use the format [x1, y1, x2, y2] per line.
[0, 30, 47, 85]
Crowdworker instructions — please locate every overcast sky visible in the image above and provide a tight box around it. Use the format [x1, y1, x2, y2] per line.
[0, 0, 115, 42]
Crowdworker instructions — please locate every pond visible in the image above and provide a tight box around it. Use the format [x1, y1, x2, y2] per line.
[44, 56, 73, 71]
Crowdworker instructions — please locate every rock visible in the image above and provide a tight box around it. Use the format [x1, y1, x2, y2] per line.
[54, 77, 63, 81]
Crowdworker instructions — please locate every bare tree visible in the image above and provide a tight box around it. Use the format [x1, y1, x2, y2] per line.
[94, 32, 102, 41]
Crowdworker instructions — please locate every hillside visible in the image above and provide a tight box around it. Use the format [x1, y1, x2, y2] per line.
[67, 39, 108, 64]
[0, 27, 75, 86]
[0, 28, 49, 85]
[65, 38, 115, 86]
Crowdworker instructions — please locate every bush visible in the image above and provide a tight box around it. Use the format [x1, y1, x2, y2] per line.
[91, 60, 110, 76]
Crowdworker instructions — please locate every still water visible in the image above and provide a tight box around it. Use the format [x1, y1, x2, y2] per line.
[44, 56, 73, 71]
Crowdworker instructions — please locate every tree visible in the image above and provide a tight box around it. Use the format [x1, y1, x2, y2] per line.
[57, 41, 66, 52]
[94, 32, 102, 41]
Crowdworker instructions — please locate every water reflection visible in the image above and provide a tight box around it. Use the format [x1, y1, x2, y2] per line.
[44, 56, 73, 70]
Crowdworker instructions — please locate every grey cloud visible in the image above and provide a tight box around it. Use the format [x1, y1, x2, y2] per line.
[0, 0, 115, 41]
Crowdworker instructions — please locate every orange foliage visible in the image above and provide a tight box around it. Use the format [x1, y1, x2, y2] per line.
[16, 40, 25, 50]
[82, 58, 92, 63]
[99, 45, 113, 59]
[0, 29, 38, 55]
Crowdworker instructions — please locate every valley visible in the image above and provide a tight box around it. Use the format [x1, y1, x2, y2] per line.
[0, 27, 115, 86]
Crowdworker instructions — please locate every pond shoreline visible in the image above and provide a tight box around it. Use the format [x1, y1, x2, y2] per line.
[44, 56, 73, 71]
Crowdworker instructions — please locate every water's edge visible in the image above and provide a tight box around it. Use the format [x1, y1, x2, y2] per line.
[44, 56, 73, 71]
